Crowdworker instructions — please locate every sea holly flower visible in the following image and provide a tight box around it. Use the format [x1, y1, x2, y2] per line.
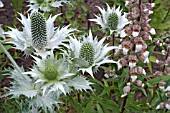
[89, 3, 130, 37]
[3, 68, 61, 112]
[24, 53, 92, 95]
[65, 30, 118, 77]
[0, 0, 3, 7]
[27, 0, 70, 12]
[6, 12, 75, 58]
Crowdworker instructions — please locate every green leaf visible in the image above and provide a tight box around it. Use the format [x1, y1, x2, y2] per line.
[155, 20, 170, 29]
[147, 61, 152, 73]
[147, 76, 170, 86]
[149, 56, 158, 63]
[93, 96, 120, 112]
[148, 45, 156, 56]
[84, 99, 96, 113]
[96, 103, 104, 113]
[66, 11, 75, 19]
[68, 96, 82, 112]
[78, 13, 87, 19]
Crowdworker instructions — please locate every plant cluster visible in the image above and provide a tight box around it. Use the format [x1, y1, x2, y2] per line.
[0, 0, 169, 113]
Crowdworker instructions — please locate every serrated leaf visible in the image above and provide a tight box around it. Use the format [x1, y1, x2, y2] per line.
[67, 76, 92, 91]
[29, 94, 60, 113]
[2, 68, 38, 99]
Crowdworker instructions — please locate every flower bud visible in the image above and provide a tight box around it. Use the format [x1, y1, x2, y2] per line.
[121, 85, 131, 97]
[159, 82, 166, 90]
[165, 91, 170, 97]
[135, 80, 144, 87]
[166, 99, 170, 110]
[131, 75, 137, 82]
[156, 102, 165, 110]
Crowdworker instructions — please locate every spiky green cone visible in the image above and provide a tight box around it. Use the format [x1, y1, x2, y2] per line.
[31, 12, 47, 49]
[107, 13, 118, 30]
[80, 42, 94, 66]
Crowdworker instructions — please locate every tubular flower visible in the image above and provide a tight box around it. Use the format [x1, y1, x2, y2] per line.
[27, 0, 70, 12]
[6, 12, 75, 58]
[24, 54, 92, 95]
[89, 3, 130, 37]
[66, 30, 118, 77]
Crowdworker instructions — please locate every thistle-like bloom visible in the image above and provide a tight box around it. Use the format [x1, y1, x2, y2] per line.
[66, 30, 118, 77]
[24, 53, 92, 95]
[3, 68, 61, 112]
[89, 4, 130, 37]
[6, 12, 75, 58]
[27, 0, 70, 12]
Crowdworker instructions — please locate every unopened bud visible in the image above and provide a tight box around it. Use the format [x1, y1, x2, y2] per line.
[136, 80, 144, 87]
[156, 102, 165, 110]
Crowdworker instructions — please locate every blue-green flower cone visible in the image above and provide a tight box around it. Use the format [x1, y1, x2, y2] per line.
[80, 42, 94, 66]
[31, 12, 47, 49]
[107, 13, 118, 30]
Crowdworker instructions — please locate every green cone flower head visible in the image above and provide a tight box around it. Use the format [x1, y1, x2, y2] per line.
[31, 12, 47, 49]
[24, 54, 75, 95]
[80, 42, 94, 66]
[89, 3, 130, 37]
[107, 13, 118, 30]
[67, 30, 118, 77]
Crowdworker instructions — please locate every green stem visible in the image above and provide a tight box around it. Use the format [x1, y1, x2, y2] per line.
[0, 41, 22, 73]
[69, 62, 75, 73]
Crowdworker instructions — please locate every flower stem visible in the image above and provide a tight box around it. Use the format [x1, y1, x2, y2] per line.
[0, 41, 22, 73]
[69, 62, 75, 73]
[112, 33, 115, 56]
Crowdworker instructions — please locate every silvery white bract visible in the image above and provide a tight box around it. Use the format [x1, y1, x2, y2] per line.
[29, 93, 60, 113]
[6, 12, 75, 58]
[3, 68, 61, 112]
[66, 30, 118, 77]
[3, 68, 39, 99]
[27, 0, 70, 12]
[89, 3, 129, 37]
[0, 0, 3, 7]
[24, 53, 92, 95]
[0, 24, 5, 39]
